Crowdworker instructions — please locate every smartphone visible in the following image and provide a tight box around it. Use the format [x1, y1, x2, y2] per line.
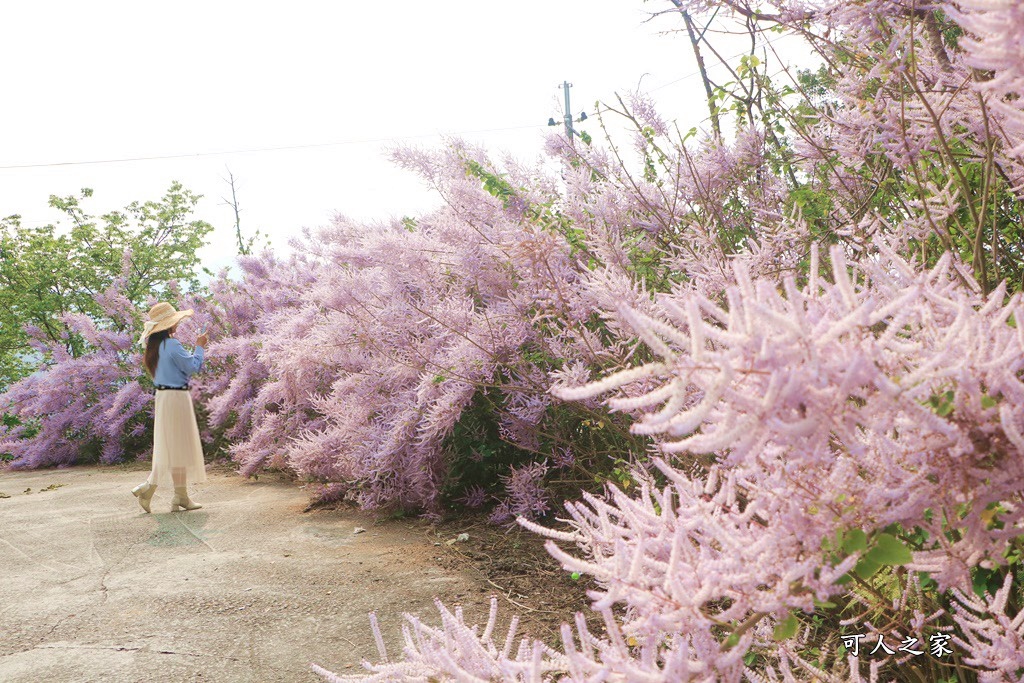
[199, 323, 208, 335]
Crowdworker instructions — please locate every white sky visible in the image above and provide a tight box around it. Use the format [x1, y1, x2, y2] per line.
[0, 1, 811, 276]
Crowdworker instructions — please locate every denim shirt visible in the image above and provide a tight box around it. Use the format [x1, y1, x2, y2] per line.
[153, 337, 205, 387]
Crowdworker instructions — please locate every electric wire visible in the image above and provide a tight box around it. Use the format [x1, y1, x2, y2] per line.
[0, 124, 543, 171]
[0, 30, 800, 171]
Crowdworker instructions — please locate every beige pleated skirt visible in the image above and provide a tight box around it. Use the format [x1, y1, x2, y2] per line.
[149, 390, 207, 489]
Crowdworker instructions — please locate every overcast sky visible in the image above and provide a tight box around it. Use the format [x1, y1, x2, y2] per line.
[0, 1, 810, 275]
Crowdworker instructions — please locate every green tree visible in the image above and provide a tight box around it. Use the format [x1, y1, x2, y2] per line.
[0, 182, 213, 388]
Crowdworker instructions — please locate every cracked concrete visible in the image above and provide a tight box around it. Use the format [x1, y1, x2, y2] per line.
[0, 465, 492, 682]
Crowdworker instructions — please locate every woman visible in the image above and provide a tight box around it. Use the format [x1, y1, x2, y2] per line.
[131, 302, 210, 513]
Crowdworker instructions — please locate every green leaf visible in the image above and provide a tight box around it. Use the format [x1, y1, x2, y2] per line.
[843, 529, 868, 553]
[867, 533, 913, 565]
[773, 613, 799, 641]
[982, 395, 998, 409]
[972, 567, 995, 597]
[854, 555, 882, 579]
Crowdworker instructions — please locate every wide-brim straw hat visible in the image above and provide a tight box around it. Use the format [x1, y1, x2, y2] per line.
[139, 302, 194, 346]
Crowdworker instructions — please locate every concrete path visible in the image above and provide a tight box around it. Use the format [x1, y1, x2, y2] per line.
[0, 465, 489, 682]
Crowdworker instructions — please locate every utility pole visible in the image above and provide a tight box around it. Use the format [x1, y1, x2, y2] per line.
[561, 81, 574, 141]
[547, 81, 588, 142]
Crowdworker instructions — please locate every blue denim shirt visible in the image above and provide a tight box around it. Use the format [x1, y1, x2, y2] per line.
[153, 337, 205, 387]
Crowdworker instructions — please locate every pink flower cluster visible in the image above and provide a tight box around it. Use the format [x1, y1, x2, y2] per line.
[0, 282, 151, 467]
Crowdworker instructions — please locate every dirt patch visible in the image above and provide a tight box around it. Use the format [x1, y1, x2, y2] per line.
[421, 512, 600, 646]
[283, 494, 602, 648]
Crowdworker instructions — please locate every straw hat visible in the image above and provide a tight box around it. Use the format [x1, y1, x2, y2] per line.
[139, 302, 194, 346]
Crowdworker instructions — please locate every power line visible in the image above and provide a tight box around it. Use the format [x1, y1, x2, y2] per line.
[0, 33, 804, 172]
[647, 32, 789, 94]
[0, 123, 543, 171]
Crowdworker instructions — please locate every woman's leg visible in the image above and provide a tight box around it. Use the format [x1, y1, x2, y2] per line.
[136, 390, 164, 512]
[170, 466, 201, 511]
[132, 464, 159, 513]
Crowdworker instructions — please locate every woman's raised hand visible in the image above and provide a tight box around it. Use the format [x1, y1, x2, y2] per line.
[196, 334, 210, 348]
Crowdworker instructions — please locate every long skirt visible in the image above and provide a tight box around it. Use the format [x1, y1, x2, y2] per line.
[149, 390, 207, 489]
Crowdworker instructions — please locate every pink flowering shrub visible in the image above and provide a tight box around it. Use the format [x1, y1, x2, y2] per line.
[182, 251, 319, 473]
[540, 243, 1024, 677]
[187, 152, 649, 512]
[186, 98, 804, 513]
[943, 0, 1024, 156]
[0, 282, 152, 467]
[315, 243, 1024, 681]
[312, 1, 1024, 681]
